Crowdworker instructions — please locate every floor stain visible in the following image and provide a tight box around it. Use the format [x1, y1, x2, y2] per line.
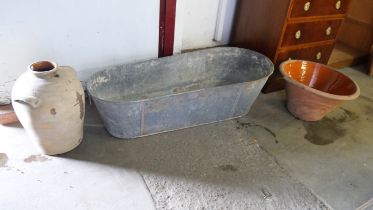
[303, 117, 347, 145]
[332, 107, 359, 123]
[50, 108, 57, 115]
[0, 153, 8, 167]
[24, 155, 51, 163]
[217, 164, 238, 172]
[5, 166, 25, 174]
[0, 154, 25, 173]
[364, 105, 373, 122]
[356, 95, 373, 121]
[359, 95, 373, 103]
[235, 121, 276, 138]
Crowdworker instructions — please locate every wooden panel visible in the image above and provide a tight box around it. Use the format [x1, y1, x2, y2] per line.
[328, 42, 367, 68]
[329, 0, 373, 69]
[281, 19, 342, 47]
[338, 18, 373, 53]
[262, 74, 286, 94]
[346, 0, 373, 25]
[231, 0, 291, 60]
[277, 44, 335, 65]
[290, 0, 351, 18]
[231, 0, 349, 93]
[370, 46, 373, 77]
[263, 43, 335, 93]
[158, 0, 166, 57]
[158, 0, 176, 57]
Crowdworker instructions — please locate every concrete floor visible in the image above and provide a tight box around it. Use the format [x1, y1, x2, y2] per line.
[1, 65, 372, 209]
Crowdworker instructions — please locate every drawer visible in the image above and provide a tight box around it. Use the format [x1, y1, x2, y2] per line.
[290, 0, 351, 18]
[276, 44, 334, 65]
[281, 19, 342, 47]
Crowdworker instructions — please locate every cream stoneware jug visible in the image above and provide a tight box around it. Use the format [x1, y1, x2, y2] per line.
[12, 61, 85, 155]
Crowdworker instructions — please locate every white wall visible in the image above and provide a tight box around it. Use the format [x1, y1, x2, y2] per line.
[0, 0, 159, 104]
[0, 0, 238, 104]
[173, 0, 185, 54]
[175, 0, 237, 51]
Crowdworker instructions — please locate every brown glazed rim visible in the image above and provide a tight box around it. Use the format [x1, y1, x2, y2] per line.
[28, 61, 58, 75]
[279, 60, 360, 101]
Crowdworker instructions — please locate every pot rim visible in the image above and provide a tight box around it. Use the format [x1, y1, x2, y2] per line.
[279, 60, 360, 101]
[28, 60, 58, 76]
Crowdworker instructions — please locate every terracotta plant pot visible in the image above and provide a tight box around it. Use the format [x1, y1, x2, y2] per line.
[280, 60, 360, 121]
[0, 104, 19, 125]
[12, 61, 85, 155]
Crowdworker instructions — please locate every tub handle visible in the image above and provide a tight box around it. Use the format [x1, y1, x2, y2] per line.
[13, 96, 42, 108]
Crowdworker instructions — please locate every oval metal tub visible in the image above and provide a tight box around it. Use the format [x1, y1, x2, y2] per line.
[87, 47, 273, 139]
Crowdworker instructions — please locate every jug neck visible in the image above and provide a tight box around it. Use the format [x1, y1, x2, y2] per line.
[28, 61, 58, 79]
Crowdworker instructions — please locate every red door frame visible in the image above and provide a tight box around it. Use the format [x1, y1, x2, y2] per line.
[158, 0, 176, 57]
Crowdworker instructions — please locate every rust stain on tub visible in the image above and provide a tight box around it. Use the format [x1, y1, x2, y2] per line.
[74, 92, 84, 120]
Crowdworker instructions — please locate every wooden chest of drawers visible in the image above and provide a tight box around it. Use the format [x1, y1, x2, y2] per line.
[231, 0, 351, 93]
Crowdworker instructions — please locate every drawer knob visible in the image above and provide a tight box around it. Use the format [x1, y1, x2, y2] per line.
[304, 2, 311, 11]
[316, 52, 322, 60]
[336, 0, 342, 10]
[295, 30, 302, 40]
[326, 26, 332, 36]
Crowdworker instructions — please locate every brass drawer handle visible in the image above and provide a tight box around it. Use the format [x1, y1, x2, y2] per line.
[304, 2, 311, 11]
[336, 0, 341, 10]
[295, 30, 302, 40]
[326, 26, 332, 36]
[316, 52, 322, 60]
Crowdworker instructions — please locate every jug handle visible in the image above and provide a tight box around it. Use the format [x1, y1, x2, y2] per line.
[13, 96, 42, 108]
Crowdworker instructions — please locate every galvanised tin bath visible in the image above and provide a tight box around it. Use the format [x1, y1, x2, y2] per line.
[87, 47, 273, 138]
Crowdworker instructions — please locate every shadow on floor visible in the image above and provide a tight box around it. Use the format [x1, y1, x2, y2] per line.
[60, 117, 265, 186]
[58, 97, 330, 209]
